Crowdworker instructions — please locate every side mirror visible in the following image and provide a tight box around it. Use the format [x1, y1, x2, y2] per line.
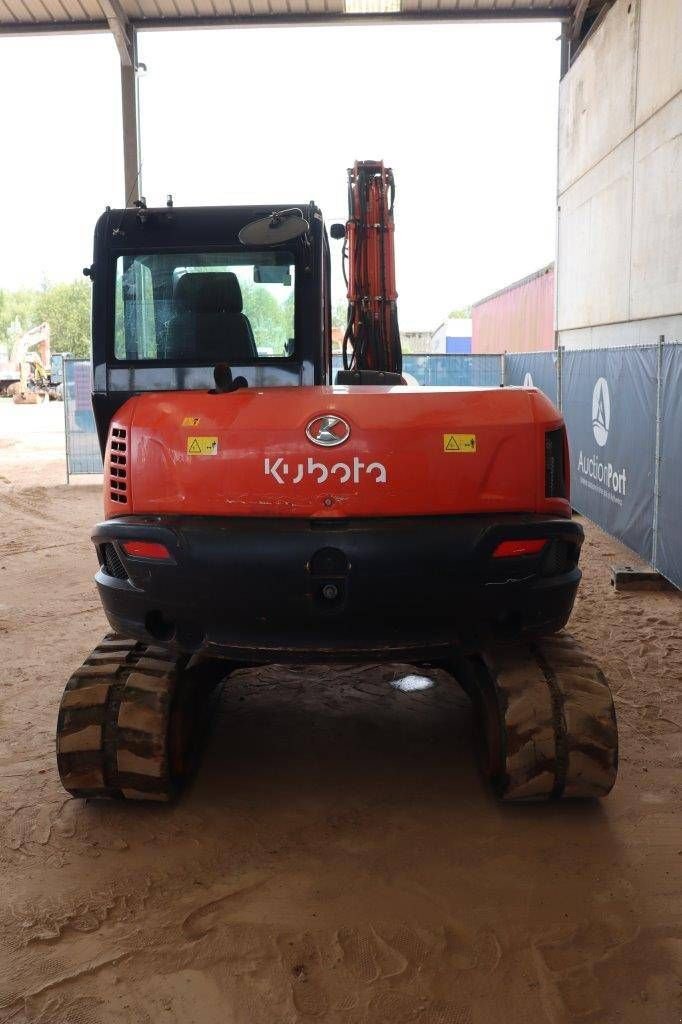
[330, 223, 346, 240]
[239, 209, 309, 246]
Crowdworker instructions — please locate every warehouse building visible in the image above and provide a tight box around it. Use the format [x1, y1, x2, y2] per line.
[557, 0, 681, 349]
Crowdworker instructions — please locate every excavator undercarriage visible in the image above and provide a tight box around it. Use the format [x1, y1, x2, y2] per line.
[57, 632, 617, 803]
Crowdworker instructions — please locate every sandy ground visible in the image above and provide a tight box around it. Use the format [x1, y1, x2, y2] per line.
[0, 397, 681, 1024]
[0, 399, 102, 491]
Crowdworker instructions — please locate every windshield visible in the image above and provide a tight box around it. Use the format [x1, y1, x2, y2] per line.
[114, 251, 295, 362]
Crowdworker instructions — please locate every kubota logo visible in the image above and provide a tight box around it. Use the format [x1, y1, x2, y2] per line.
[264, 457, 387, 486]
[306, 415, 350, 447]
[592, 377, 610, 447]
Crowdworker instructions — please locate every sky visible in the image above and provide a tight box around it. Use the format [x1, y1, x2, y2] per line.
[0, 21, 561, 329]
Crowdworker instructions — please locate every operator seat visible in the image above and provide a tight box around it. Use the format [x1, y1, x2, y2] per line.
[164, 272, 258, 362]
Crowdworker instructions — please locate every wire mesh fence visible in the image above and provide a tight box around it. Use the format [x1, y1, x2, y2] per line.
[503, 350, 559, 405]
[497, 341, 682, 588]
[331, 353, 503, 386]
[63, 345, 681, 589]
[63, 359, 102, 479]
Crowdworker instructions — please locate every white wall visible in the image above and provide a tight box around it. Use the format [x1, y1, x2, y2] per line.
[557, 0, 681, 349]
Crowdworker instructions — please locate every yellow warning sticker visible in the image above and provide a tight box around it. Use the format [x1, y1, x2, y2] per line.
[443, 433, 477, 453]
[187, 436, 218, 456]
[182, 416, 200, 427]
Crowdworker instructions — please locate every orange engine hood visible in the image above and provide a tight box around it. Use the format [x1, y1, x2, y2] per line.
[104, 385, 569, 520]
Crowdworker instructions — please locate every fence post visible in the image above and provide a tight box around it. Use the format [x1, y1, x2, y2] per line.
[63, 358, 71, 485]
[556, 346, 563, 410]
[501, 352, 506, 387]
[651, 335, 665, 570]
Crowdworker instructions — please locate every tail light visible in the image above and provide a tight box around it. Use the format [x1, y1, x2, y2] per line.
[121, 540, 172, 560]
[545, 427, 568, 499]
[493, 539, 548, 558]
[109, 426, 128, 505]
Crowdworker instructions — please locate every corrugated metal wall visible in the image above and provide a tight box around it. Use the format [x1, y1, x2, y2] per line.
[472, 264, 555, 354]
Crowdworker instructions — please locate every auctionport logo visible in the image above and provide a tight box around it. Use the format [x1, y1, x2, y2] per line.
[577, 375, 626, 504]
[592, 377, 610, 446]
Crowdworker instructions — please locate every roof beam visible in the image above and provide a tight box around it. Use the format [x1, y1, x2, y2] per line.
[569, 0, 590, 39]
[0, 20, 108, 33]
[0, 6, 572, 34]
[134, 7, 573, 27]
[99, 0, 133, 64]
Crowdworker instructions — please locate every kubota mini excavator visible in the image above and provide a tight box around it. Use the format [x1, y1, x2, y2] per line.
[56, 162, 618, 803]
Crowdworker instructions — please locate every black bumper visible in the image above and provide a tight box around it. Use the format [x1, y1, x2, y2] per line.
[93, 514, 583, 662]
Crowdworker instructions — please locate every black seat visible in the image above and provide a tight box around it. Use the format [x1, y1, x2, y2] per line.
[163, 272, 258, 361]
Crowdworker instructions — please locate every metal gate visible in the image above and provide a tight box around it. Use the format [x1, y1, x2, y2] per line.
[61, 347, 682, 591]
[63, 359, 102, 480]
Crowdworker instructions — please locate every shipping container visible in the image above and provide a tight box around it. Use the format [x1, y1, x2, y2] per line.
[472, 264, 554, 354]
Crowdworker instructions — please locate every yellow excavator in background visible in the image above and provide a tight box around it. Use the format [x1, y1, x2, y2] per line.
[1, 323, 64, 403]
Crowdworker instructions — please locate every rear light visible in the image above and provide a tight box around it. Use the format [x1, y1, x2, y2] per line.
[121, 540, 172, 560]
[545, 427, 568, 498]
[493, 539, 548, 558]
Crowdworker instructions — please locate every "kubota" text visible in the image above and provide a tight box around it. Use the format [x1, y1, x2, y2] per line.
[264, 457, 387, 486]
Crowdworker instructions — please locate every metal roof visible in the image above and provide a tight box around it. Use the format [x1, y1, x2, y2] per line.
[472, 263, 554, 309]
[0, 0, 581, 35]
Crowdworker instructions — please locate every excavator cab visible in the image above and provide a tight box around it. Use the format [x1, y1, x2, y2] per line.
[89, 203, 332, 451]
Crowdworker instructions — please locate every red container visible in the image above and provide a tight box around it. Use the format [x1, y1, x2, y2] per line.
[472, 264, 555, 354]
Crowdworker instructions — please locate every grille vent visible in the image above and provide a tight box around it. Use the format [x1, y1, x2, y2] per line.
[109, 426, 128, 505]
[102, 543, 128, 580]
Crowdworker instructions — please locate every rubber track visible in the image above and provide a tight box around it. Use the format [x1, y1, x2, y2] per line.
[465, 632, 618, 801]
[56, 634, 191, 801]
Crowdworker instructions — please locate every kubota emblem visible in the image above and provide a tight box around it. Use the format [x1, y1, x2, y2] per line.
[306, 415, 350, 447]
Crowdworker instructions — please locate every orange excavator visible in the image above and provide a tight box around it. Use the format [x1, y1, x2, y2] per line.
[56, 162, 618, 804]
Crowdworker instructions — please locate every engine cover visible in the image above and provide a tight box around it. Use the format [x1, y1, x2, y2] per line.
[103, 385, 570, 520]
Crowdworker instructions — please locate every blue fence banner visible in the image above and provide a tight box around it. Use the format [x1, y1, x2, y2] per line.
[331, 353, 502, 387]
[63, 359, 102, 478]
[655, 345, 682, 589]
[504, 351, 559, 406]
[562, 346, 658, 563]
[61, 344, 681, 592]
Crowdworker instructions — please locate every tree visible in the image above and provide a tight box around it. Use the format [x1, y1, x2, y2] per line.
[0, 280, 92, 359]
[240, 281, 294, 355]
[0, 289, 40, 348]
[448, 305, 472, 319]
[332, 301, 348, 330]
[35, 281, 92, 358]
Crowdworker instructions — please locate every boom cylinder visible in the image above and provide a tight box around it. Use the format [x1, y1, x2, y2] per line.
[343, 160, 402, 375]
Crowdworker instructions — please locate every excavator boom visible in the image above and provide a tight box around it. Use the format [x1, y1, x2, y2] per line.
[342, 160, 402, 378]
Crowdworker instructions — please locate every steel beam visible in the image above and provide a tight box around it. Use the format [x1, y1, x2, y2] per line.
[569, 0, 590, 39]
[120, 25, 141, 205]
[100, 0, 134, 64]
[130, 9, 571, 28]
[0, 21, 109, 35]
[559, 19, 570, 76]
[0, 7, 572, 36]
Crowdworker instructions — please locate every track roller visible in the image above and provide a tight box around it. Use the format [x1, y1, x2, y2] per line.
[56, 634, 224, 802]
[455, 632, 618, 802]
